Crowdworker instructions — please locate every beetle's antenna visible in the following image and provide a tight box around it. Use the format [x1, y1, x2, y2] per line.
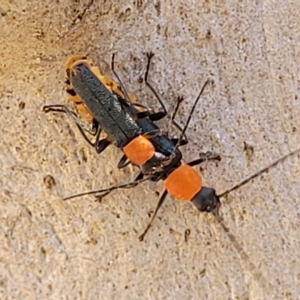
[174, 80, 210, 150]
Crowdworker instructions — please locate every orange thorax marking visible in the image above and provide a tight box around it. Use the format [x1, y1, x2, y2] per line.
[123, 136, 155, 166]
[164, 164, 202, 201]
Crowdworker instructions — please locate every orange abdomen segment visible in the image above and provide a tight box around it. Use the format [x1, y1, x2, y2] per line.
[164, 164, 202, 201]
[65, 56, 94, 121]
[123, 136, 155, 166]
[65, 56, 93, 73]
[65, 56, 86, 71]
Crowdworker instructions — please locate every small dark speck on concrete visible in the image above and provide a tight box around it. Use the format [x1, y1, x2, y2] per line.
[243, 141, 254, 162]
[184, 229, 191, 242]
[43, 175, 56, 189]
[206, 29, 212, 39]
[19, 101, 25, 109]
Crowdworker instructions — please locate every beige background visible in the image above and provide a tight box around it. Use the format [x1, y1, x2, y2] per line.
[1, 0, 300, 299]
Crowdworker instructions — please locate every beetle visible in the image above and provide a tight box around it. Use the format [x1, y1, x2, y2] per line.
[51, 64, 219, 239]
[56, 54, 300, 241]
[43, 53, 225, 240]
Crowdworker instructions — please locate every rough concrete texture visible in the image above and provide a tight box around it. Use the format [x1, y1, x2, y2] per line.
[1, 0, 300, 299]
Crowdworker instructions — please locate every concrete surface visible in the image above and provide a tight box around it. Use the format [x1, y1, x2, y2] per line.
[1, 0, 300, 299]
